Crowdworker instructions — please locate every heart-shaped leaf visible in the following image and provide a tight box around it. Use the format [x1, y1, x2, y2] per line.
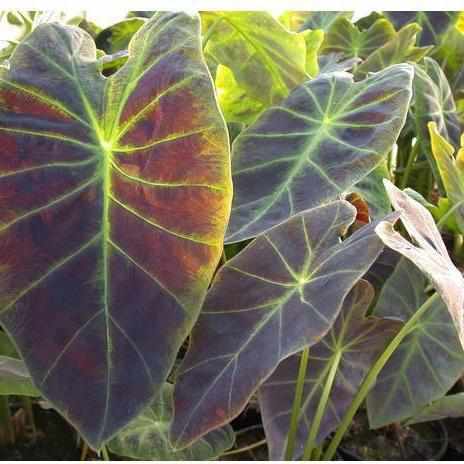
[355, 24, 431, 78]
[259, 280, 400, 460]
[0, 12, 232, 448]
[321, 16, 395, 60]
[367, 257, 464, 428]
[0, 355, 39, 397]
[108, 383, 234, 460]
[375, 180, 464, 349]
[171, 201, 399, 448]
[226, 63, 413, 243]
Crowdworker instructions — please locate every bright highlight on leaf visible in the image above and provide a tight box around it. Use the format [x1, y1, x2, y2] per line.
[376, 180, 464, 350]
[0, 12, 232, 449]
[226, 63, 413, 243]
[171, 201, 399, 448]
[259, 280, 400, 459]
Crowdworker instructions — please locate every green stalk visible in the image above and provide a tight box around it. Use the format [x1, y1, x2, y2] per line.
[399, 143, 419, 189]
[322, 293, 439, 460]
[302, 350, 342, 460]
[0, 396, 14, 445]
[101, 446, 110, 461]
[22, 397, 36, 442]
[312, 446, 323, 460]
[284, 347, 310, 460]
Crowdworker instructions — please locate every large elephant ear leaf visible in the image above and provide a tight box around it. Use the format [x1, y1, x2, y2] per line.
[376, 180, 464, 349]
[355, 24, 431, 78]
[202, 11, 307, 106]
[171, 201, 399, 448]
[108, 383, 234, 460]
[366, 257, 464, 428]
[0, 12, 232, 449]
[321, 16, 395, 60]
[259, 280, 401, 460]
[226, 63, 413, 243]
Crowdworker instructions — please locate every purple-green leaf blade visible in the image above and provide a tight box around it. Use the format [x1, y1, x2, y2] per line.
[171, 201, 399, 448]
[226, 63, 413, 243]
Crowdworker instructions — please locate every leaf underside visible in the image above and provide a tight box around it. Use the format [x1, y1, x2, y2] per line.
[259, 280, 400, 459]
[376, 181, 464, 350]
[225, 63, 413, 243]
[0, 12, 232, 448]
[171, 201, 399, 448]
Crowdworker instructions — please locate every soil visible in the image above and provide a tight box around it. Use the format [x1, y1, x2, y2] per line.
[1, 400, 464, 460]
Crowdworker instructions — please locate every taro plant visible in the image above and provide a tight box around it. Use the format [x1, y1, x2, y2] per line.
[1, 9, 464, 461]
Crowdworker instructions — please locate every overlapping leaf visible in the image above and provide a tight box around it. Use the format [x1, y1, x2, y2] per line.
[171, 201, 399, 448]
[406, 393, 464, 425]
[384, 11, 458, 46]
[300, 12, 353, 32]
[352, 161, 391, 219]
[429, 121, 464, 233]
[226, 63, 413, 243]
[95, 18, 146, 54]
[413, 57, 461, 188]
[321, 16, 395, 60]
[108, 383, 234, 460]
[367, 257, 464, 428]
[375, 180, 464, 349]
[259, 280, 400, 459]
[202, 11, 307, 105]
[355, 24, 430, 78]
[0, 12, 232, 448]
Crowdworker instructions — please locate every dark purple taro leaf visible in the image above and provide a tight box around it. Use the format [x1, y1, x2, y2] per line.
[225, 63, 413, 243]
[376, 180, 464, 349]
[367, 257, 464, 428]
[383, 12, 458, 47]
[171, 201, 399, 448]
[0, 12, 232, 448]
[259, 280, 401, 460]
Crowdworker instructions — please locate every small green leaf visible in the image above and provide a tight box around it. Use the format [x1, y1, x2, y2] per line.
[429, 121, 464, 232]
[301, 29, 324, 77]
[215, 64, 265, 125]
[321, 17, 395, 60]
[0, 355, 39, 397]
[202, 11, 307, 105]
[95, 18, 146, 54]
[407, 392, 464, 425]
[356, 24, 431, 78]
[108, 383, 234, 460]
